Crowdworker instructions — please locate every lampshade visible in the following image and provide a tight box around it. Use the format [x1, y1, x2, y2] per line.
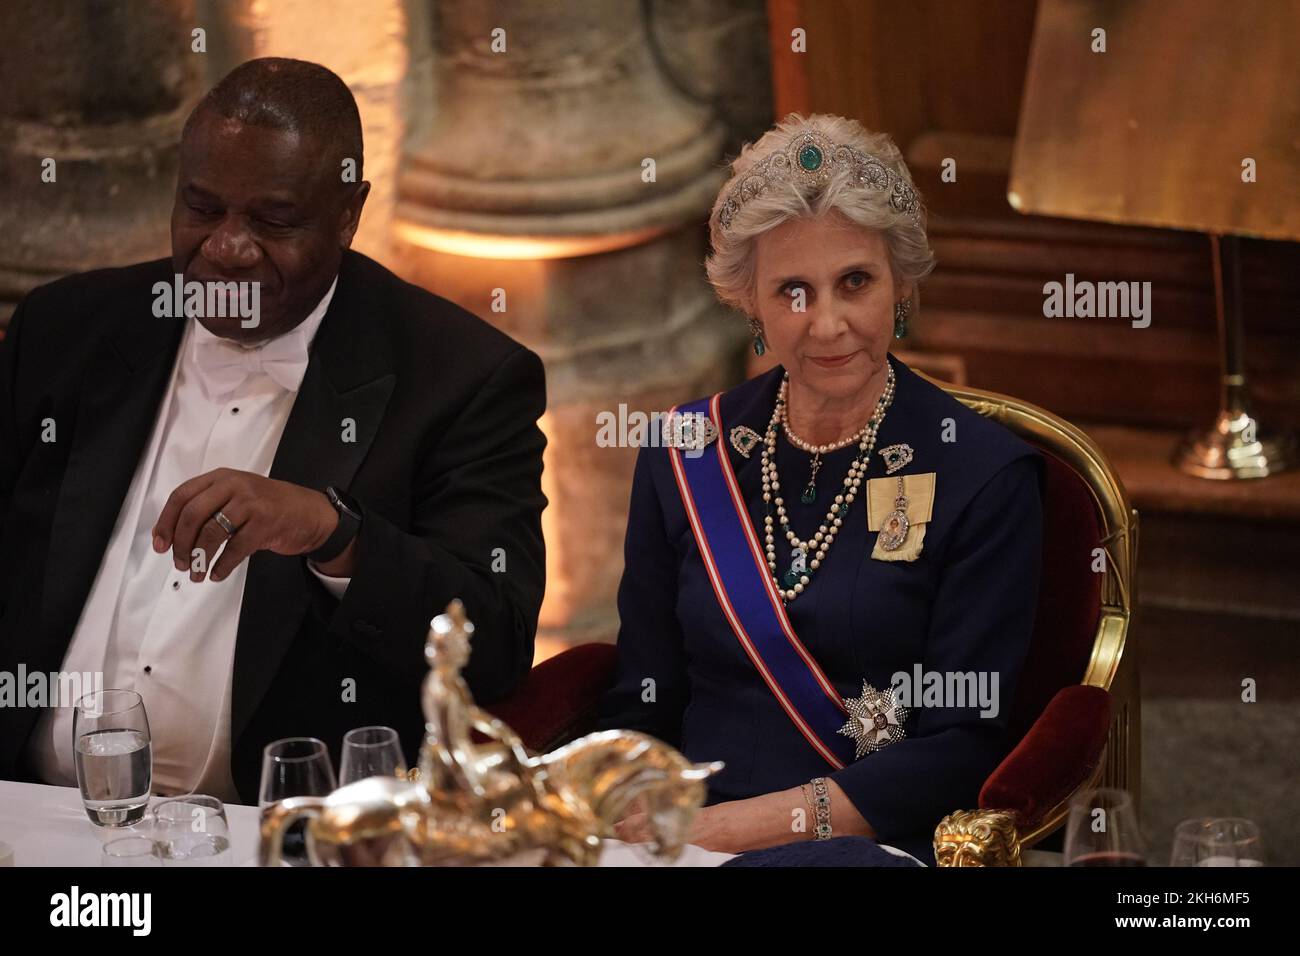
[1008, 0, 1300, 242]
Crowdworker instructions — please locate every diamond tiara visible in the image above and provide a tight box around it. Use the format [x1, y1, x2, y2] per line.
[717, 130, 923, 233]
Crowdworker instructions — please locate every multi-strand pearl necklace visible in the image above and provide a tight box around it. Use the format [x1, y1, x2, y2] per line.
[761, 366, 896, 603]
[782, 413, 872, 505]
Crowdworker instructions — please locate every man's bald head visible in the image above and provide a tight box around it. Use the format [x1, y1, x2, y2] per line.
[183, 57, 363, 181]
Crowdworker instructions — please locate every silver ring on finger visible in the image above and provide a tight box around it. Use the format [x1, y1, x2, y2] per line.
[212, 510, 238, 537]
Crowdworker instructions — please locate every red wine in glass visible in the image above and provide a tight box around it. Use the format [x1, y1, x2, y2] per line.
[1064, 788, 1147, 867]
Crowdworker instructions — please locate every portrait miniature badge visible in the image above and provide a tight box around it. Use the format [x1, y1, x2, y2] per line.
[866, 472, 936, 561]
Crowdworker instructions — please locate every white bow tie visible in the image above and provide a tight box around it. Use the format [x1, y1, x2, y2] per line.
[192, 331, 309, 399]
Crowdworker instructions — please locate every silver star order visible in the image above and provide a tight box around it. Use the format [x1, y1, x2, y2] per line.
[838, 681, 908, 759]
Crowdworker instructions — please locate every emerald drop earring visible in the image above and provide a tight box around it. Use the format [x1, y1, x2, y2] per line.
[893, 298, 912, 339]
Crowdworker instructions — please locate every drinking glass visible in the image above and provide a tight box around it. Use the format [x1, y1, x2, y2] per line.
[101, 836, 162, 867]
[73, 689, 152, 827]
[339, 726, 407, 785]
[1064, 787, 1147, 867]
[259, 737, 336, 866]
[259, 737, 337, 806]
[1171, 818, 1264, 867]
[153, 795, 233, 867]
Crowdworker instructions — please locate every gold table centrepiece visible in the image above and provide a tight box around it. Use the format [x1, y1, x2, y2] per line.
[259, 601, 721, 866]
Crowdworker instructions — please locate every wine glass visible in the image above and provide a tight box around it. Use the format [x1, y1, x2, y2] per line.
[73, 689, 152, 827]
[259, 737, 336, 866]
[101, 836, 162, 867]
[1064, 787, 1147, 867]
[153, 795, 233, 866]
[1171, 818, 1264, 867]
[259, 737, 337, 806]
[339, 726, 407, 785]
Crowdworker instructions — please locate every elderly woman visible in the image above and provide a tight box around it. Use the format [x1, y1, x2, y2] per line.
[596, 114, 1044, 865]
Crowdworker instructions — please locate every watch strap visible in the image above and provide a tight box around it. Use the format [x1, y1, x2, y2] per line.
[308, 486, 362, 564]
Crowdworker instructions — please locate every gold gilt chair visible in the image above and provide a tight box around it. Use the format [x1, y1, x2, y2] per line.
[920, 372, 1140, 866]
[489, 375, 1140, 868]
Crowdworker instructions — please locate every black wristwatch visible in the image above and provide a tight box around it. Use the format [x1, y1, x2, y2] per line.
[308, 485, 363, 564]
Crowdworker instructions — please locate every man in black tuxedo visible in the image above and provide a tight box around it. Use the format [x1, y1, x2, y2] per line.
[0, 59, 546, 802]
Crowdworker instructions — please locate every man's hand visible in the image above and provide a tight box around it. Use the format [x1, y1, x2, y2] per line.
[151, 468, 339, 583]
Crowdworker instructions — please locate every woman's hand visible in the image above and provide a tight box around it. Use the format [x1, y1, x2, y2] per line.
[612, 795, 646, 830]
[686, 789, 813, 853]
[612, 803, 653, 845]
[614, 780, 874, 854]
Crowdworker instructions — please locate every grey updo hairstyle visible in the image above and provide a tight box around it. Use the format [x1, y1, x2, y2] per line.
[705, 113, 936, 316]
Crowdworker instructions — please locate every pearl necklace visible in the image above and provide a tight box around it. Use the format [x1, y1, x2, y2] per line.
[782, 419, 871, 455]
[781, 417, 873, 505]
[761, 366, 896, 603]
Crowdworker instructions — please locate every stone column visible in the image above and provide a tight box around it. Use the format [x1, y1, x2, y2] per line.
[0, 1, 209, 330]
[392, 1, 746, 654]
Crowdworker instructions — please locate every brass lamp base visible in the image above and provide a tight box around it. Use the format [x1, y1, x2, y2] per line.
[1174, 410, 1298, 479]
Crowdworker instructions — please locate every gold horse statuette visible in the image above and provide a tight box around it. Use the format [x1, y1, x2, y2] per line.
[259, 600, 722, 866]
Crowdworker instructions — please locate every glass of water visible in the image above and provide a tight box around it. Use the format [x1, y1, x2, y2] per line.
[339, 726, 407, 785]
[153, 795, 233, 867]
[73, 689, 151, 827]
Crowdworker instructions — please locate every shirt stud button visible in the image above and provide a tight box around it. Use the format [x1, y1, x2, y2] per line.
[143, 666, 152, 674]
[172, 580, 180, 590]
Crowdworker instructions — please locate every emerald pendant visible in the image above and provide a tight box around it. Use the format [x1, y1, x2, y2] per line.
[801, 484, 817, 505]
[781, 570, 800, 589]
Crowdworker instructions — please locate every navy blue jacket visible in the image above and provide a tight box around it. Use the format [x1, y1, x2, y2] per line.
[597, 353, 1044, 864]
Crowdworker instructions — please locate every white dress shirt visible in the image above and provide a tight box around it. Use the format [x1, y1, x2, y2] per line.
[25, 279, 348, 802]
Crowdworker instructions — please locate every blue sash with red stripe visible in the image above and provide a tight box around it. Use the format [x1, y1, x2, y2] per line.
[667, 394, 854, 769]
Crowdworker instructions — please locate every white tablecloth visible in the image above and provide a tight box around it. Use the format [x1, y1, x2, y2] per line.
[0, 780, 736, 867]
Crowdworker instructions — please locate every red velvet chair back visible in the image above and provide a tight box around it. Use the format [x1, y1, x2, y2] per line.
[1008, 442, 1105, 742]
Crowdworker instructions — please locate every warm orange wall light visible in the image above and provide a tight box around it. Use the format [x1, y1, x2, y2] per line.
[392, 221, 671, 261]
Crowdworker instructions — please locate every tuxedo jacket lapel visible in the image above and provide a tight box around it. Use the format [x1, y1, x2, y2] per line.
[40, 304, 183, 660]
[230, 257, 397, 744]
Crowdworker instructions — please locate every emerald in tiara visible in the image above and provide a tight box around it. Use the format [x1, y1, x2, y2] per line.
[718, 131, 923, 233]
